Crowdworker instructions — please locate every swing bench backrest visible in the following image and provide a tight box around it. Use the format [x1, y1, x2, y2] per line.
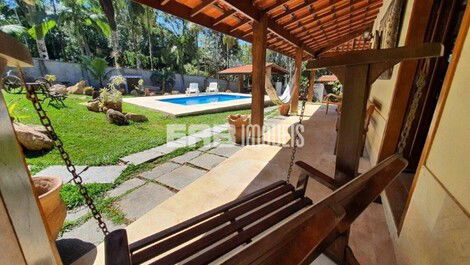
[105, 154, 407, 265]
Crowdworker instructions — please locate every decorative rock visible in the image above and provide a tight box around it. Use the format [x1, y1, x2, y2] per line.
[130, 89, 140, 96]
[67, 80, 86, 94]
[85, 101, 100, 112]
[106, 109, 129, 126]
[171, 91, 179, 95]
[125, 113, 148, 122]
[49, 84, 67, 95]
[13, 122, 53, 151]
[83, 87, 94, 96]
[27, 123, 49, 136]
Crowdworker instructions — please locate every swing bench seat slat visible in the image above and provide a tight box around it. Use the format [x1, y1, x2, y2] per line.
[106, 180, 312, 265]
[105, 154, 407, 265]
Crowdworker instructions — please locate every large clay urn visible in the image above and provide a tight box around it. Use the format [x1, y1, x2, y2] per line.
[32, 176, 67, 239]
[278, 103, 290, 116]
[227, 114, 251, 144]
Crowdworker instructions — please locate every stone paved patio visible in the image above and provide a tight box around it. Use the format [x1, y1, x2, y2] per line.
[56, 107, 282, 264]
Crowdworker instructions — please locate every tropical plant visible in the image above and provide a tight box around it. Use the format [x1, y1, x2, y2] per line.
[82, 57, 109, 87]
[150, 68, 175, 94]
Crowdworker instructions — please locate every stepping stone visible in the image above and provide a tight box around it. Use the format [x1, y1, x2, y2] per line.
[117, 183, 174, 221]
[65, 206, 88, 223]
[171, 150, 202, 164]
[120, 148, 166, 165]
[189, 128, 214, 140]
[140, 162, 180, 180]
[35, 165, 127, 184]
[107, 178, 145, 198]
[35, 166, 87, 183]
[153, 142, 185, 153]
[211, 125, 228, 133]
[208, 145, 242, 158]
[80, 166, 127, 184]
[188, 153, 226, 170]
[172, 135, 200, 147]
[57, 217, 124, 264]
[157, 165, 207, 190]
[198, 142, 220, 152]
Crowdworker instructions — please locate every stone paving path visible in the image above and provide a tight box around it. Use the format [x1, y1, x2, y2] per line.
[56, 106, 281, 264]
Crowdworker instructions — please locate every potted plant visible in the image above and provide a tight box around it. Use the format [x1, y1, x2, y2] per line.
[227, 114, 251, 144]
[32, 176, 66, 239]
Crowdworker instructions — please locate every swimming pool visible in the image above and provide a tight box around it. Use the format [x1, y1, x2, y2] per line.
[158, 94, 251, 105]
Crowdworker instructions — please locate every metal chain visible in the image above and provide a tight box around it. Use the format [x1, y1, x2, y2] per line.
[286, 89, 308, 183]
[18, 68, 110, 236]
[397, 60, 429, 154]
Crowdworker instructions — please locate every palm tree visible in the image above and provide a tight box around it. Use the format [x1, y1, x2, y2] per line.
[223, 35, 237, 68]
[98, 0, 119, 67]
[10, 1, 56, 59]
[141, 6, 156, 70]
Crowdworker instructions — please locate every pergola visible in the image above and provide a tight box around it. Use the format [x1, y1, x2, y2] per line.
[132, 0, 385, 182]
[218, 63, 288, 93]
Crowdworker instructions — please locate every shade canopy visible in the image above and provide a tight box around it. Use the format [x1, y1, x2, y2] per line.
[133, 0, 383, 59]
[218, 63, 288, 75]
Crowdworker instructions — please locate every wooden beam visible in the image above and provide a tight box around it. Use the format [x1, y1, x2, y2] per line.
[160, 0, 171, 6]
[213, 9, 237, 26]
[238, 74, 244, 93]
[290, 47, 303, 115]
[313, 27, 371, 55]
[251, 13, 268, 140]
[230, 19, 251, 33]
[191, 0, 218, 17]
[307, 43, 444, 69]
[221, 0, 316, 56]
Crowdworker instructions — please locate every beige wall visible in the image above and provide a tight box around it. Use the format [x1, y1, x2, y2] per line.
[364, 0, 470, 263]
[365, 0, 415, 165]
[393, 20, 470, 264]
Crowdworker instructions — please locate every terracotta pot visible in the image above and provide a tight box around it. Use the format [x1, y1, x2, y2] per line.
[32, 176, 67, 239]
[227, 114, 251, 144]
[278, 104, 290, 116]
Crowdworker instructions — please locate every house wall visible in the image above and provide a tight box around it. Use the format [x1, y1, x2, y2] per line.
[392, 14, 470, 264]
[365, 0, 415, 165]
[365, 0, 470, 263]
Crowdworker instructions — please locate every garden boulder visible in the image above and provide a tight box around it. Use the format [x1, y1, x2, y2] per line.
[67, 80, 86, 94]
[106, 109, 129, 126]
[49, 84, 67, 95]
[125, 113, 148, 122]
[86, 100, 100, 112]
[13, 122, 54, 151]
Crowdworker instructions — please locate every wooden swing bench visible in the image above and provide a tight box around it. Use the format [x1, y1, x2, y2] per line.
[105, 154, 407, 265]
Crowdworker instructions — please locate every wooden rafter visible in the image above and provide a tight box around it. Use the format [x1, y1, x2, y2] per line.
[191, 0, 219, 17]
[134, 0, 384, 59]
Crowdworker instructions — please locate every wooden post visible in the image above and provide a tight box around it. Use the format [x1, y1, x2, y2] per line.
[238, 74, 244, 93]
[306, 43, 444, 185]
[291, 48, 303, 114]
[251, 13, 268, 140]
[307, 68, 315, 102]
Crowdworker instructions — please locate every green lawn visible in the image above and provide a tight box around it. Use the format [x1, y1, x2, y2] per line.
[4, 93, 251, 174]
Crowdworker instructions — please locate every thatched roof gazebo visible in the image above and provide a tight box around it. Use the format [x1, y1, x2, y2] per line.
[218, 63, 288, 92]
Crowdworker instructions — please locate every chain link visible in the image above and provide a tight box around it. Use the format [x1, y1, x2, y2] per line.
[19, 68, 109, 236]
[397, 61, 428, 154]
[286, 89, 308, 183]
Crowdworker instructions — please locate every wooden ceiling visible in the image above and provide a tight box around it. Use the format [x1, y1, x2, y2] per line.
[134, 0, 383, 59]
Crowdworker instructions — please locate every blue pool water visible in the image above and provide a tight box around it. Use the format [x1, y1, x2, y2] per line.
[159, 94, 250, 105]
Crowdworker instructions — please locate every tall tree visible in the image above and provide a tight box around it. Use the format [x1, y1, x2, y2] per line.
[98, 0, 119, 67]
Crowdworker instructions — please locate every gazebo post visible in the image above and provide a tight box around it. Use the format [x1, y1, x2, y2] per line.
[307, 68, 315, 102]
[238, 74, 244, 93]
[290, 47, 303, 114]
[251, 13, 268, 141]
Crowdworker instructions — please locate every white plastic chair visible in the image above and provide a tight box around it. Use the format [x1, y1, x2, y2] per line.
[186, 83, 199, 95]
[206, 82, 218, 93]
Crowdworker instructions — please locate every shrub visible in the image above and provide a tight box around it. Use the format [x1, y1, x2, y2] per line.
[83, 86, 94, 96]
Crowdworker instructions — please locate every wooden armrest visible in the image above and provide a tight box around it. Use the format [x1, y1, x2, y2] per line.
[295, 161, 338, 190]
